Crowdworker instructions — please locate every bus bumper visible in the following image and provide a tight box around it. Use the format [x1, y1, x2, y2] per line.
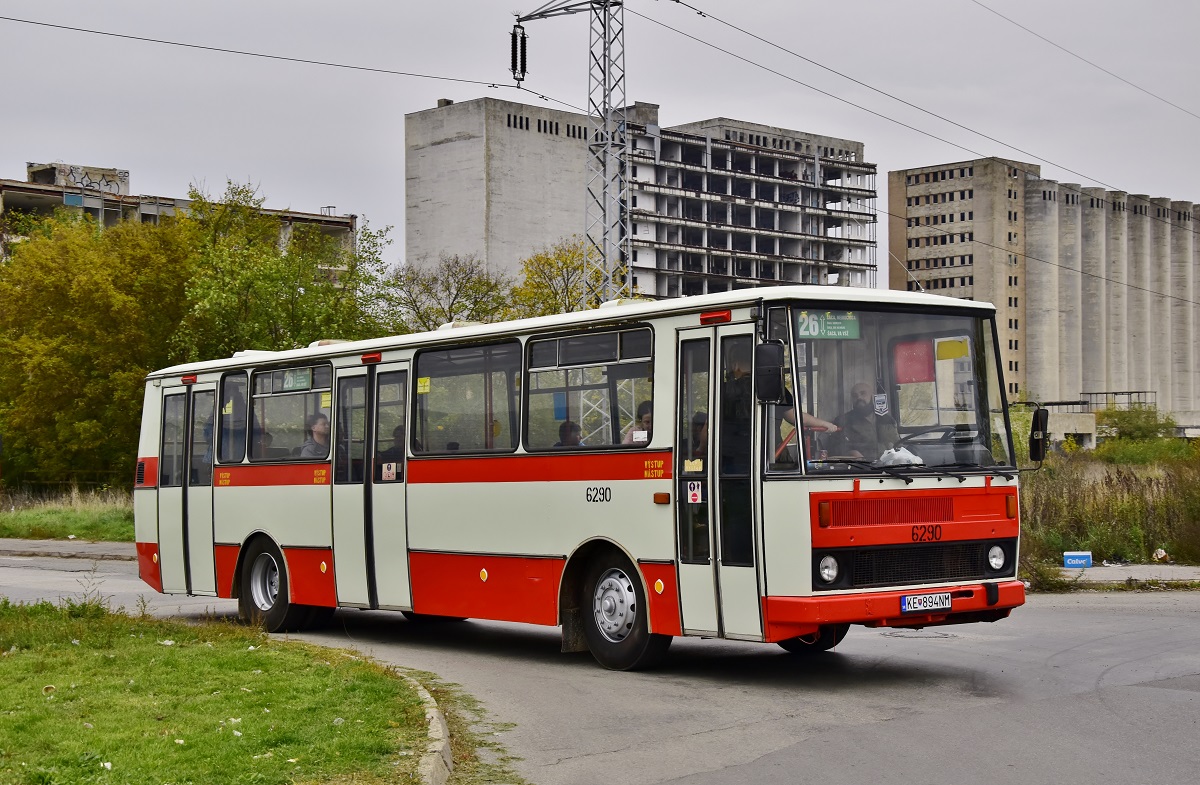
[761, 580, 1025, 643]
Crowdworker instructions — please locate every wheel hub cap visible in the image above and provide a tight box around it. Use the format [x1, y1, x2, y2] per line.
[593, 568, 637, 643]
[250, 553, 279, 612]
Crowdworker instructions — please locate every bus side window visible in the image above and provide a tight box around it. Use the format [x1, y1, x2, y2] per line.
[413, 343, 520, 454]
[218, 373, 248, 464]
[160, 394, 186, 487]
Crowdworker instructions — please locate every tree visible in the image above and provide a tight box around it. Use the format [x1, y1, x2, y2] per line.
[1095, 405, 1176, 441]
[508, 235, 601, 318]
[384, 253, 511, 333]
[0, 211, 198, 481]
[170, 183, 392, 362]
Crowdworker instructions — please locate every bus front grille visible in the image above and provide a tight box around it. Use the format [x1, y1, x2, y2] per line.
[812, 539, 1017, 591]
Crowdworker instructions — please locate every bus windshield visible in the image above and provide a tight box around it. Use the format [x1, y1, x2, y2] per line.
[767, 305, 1013, 473]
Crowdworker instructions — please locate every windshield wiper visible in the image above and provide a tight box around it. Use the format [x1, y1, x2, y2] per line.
[886, 463, 968, 483]
[933, 462, 1016, 481]
[807, 459, 914, 485]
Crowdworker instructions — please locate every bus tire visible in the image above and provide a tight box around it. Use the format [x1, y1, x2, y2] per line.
[582, 555, 671, 670]
[238, 537, 307, 633]
[778, 623, 850, 654]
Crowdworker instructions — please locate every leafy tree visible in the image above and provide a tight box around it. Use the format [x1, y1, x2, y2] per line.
[384, 252, 511, 333]
[1095, 405, 1175, 441]
[508, 235, 601, 318]
[170, 183, 392, 362]
[0, 212, 198, 480]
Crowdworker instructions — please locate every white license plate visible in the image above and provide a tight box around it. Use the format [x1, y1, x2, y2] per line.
[900, 592, 952, 613]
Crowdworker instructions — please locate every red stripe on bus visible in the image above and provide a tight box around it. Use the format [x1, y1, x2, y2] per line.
[136, 542, 162, 592]
[214, 544, 240, 598]
[408, 552, 565, 625]
[638, 562, 682, 636]
[761, 580, 1025, 642]
[214, 463, 331, 487]
[283, 547, 337, 607]
[407, 451, 673, 484]
[135, 457, 158, 488]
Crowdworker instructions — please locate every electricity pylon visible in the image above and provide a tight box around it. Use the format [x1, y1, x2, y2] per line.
[512, 1, 630, 307]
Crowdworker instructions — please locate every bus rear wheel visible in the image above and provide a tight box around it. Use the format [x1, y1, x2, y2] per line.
[582, 556, 671, 670]
[238, 538, 308, 633]
[778, 623, 850, 654]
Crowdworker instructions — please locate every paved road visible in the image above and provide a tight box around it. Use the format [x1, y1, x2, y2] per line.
[3, 554, 1199, 785]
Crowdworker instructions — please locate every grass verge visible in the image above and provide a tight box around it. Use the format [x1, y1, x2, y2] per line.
[0, 487, 133, 542]
[0, 598, 426, 784]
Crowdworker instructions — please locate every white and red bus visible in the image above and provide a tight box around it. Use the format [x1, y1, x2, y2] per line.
[134, 286, 1041, 669]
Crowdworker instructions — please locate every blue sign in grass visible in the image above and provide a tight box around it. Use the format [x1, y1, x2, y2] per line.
[1064, 551, 1093, 568]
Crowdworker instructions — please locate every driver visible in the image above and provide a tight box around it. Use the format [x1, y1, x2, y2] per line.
[827, 381, 899, 461]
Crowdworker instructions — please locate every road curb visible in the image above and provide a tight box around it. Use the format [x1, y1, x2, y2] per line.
[0, 546, 135, 561]
[401, 675, 453, 785]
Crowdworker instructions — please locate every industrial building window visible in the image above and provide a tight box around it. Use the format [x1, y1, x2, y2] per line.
[631, 166, 638, 178]
[969, 276, 974, 284]
[968, 167, 974, 176]
[631, 196, 638, 207]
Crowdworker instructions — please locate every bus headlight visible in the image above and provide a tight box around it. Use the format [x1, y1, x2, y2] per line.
[818, 555, 840, 583]
[987, 545, 1006, 571]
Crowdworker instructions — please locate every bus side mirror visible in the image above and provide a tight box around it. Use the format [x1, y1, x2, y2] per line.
[1029, 407, 1049, 462]
[754, 342, 785, 403]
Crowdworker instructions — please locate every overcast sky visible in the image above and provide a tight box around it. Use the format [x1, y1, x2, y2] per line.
[3, 1, 1198, 287]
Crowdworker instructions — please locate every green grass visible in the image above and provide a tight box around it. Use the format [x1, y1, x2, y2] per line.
[0, 488, 134, 542]
[0, 599, 426, 785]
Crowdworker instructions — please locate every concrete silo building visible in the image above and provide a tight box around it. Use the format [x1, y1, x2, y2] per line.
[890, 157, 1200, 437]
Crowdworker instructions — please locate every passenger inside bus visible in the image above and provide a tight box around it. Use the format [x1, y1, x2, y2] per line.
[622, 400, 653, 444]
[378, 424, 405, 462]
[300, 413, 330, 459]
[690, 412, 708, 458]
[555, 420, 584, 447]
[827, 381, 899, 461]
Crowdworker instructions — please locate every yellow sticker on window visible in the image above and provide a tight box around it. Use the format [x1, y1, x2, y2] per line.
[320, 392, 332, 408]
[222, 401, 233, 415]
[417, 377, 431, 395]
[936, 338, 969, 361]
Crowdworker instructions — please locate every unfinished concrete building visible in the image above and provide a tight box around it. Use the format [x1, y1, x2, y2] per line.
[890, 157, 1200, 434]
[406, 97, 877, 297]
[1, 162, 356, 255]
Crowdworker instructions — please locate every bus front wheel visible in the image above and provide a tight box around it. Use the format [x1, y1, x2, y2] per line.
[238, 538, 308, 633]
[778, 623, 850, 654]
[582, 556, 671, 670]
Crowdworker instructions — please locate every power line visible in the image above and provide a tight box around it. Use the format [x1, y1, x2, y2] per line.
[0, 14, 583, 112]
[637, 3, 1200, 240]
[967, 0, 1200, 124]
[632, 5, 1200, 304]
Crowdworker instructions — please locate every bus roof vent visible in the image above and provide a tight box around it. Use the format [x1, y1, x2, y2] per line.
[598, 297, 652, 309]
[437, 320, 484, 331]
[231, 349, 276, 358]
[308, 339, 349, 348]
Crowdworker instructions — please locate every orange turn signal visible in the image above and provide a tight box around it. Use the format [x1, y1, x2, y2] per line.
[818, 501, 831, 528]
[653, 492, 671, 505]
[1006, 494, 1018, 519]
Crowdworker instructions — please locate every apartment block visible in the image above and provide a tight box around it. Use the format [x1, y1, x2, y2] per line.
[406, 97, 877, 297]
[890, 157, 1200, 431]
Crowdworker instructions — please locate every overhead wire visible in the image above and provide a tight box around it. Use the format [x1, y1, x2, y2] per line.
[967, 0, 1200, 125]
[645, 1, 1199, 240]
[632, 2, 1200, 303]
[0, 14, 584, 112]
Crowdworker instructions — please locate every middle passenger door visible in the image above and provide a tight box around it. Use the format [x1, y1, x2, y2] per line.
[330, 361, 412, 610]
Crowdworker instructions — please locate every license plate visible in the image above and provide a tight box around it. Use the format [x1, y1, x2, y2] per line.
[900, 592, 952, 613]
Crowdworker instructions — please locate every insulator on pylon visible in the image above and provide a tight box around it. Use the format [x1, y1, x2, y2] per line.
[510, 24, 527, 84]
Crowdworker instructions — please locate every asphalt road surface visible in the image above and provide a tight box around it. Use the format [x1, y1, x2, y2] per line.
[4, 554, 1199, 785]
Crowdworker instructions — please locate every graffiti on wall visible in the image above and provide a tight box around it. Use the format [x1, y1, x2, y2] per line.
[61, 165, 130, 195]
